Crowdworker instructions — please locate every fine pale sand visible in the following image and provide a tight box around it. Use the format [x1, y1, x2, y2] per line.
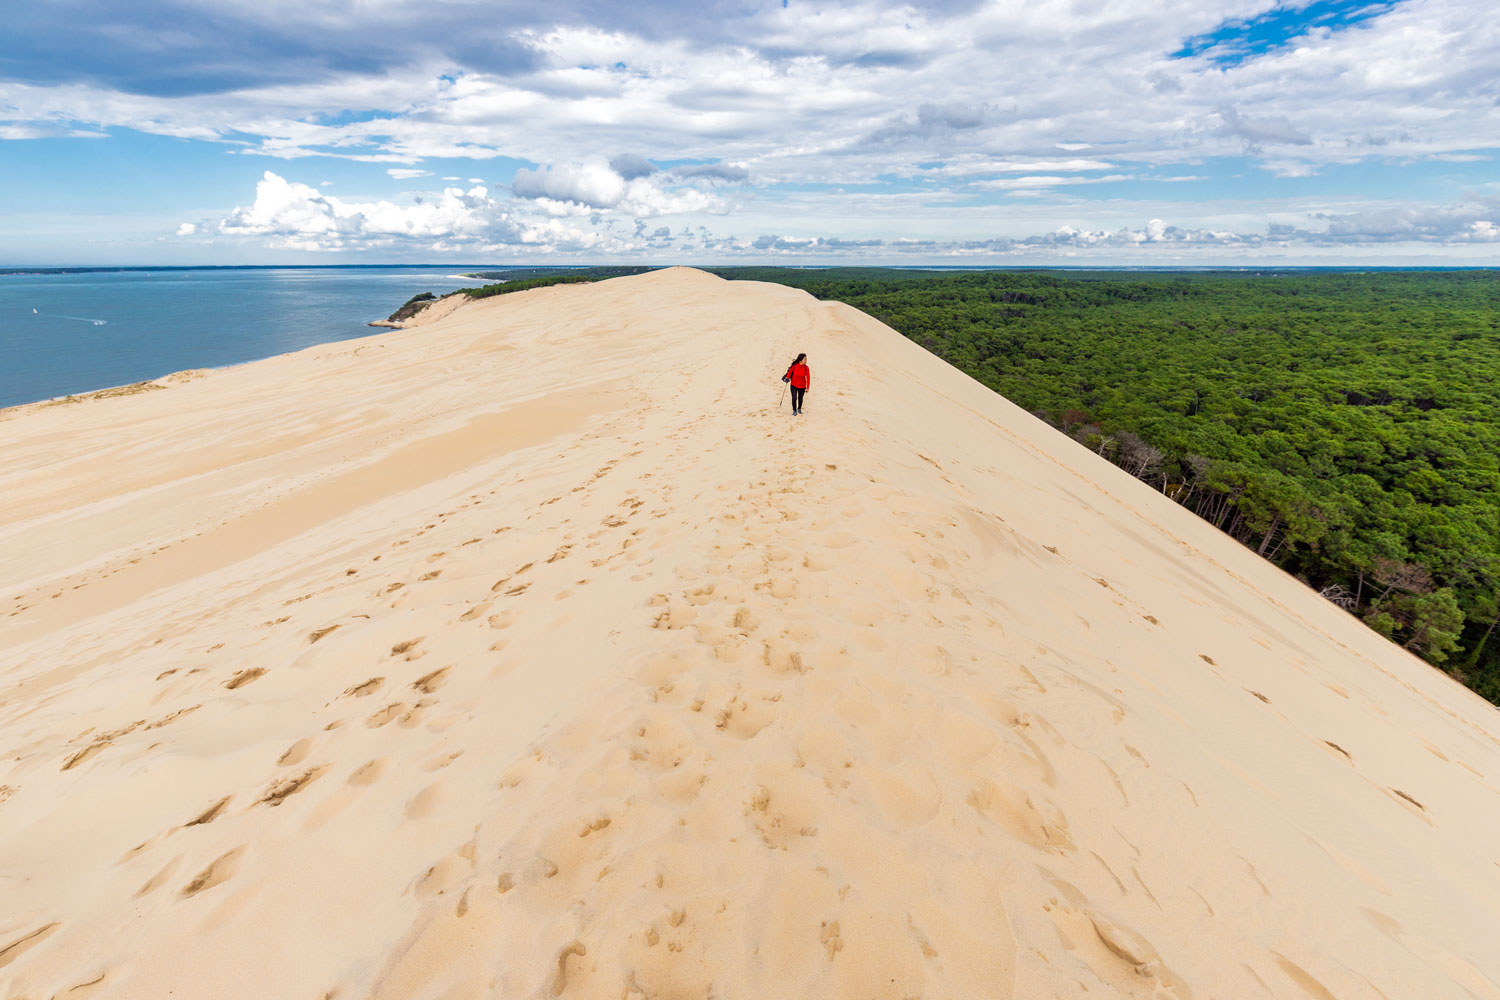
[3, 267, 1499, 999]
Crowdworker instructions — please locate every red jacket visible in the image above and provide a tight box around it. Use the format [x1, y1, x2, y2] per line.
[784, 363, 810, 389]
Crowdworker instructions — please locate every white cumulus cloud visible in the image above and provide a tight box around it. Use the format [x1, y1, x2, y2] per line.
[511, 155, 734, 218]
[213, 170, 598, 251]
[512, 157, 628, 208]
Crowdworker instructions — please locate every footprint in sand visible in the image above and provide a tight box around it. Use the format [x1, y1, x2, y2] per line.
[398, 699, 436, 728]
[184, 796, 232, 827]
[134, 858, 181, 898]
[366, 702, 406, 728]
[348, 758, 388, 786]
[343, 676, 385, 698]
[61, 741, 110, 771]
[404, 779, 446, 819]
[458, 602, 491, 622]
[278, 736, 315, 766]
[145, 704, 201, 730]
[223, 667, 265, 689]
[423, 751, 463, 772]
[257, 766, 329, 805]
[412, 667, 451, 693]
[390, 637, 425, 659]
[180, 847, 245, 898]
[821, 530, 859, 549]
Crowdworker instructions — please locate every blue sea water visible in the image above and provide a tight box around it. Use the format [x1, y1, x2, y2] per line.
[0, 267, 481, 409]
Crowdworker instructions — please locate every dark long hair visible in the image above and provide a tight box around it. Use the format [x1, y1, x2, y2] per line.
[790, 353, 806, 366]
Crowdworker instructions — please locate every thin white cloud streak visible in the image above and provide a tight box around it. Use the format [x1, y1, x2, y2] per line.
[923, 158, 1120, 176]
[970, 174, 1133, 190]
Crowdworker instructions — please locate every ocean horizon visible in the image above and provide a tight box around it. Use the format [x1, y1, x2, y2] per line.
[0, 266, 481, 409]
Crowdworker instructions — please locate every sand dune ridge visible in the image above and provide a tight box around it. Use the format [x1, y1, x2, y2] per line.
[3, 268, 1500, 999]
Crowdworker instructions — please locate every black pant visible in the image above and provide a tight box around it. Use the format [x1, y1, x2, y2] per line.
[790, 386, 805, 413]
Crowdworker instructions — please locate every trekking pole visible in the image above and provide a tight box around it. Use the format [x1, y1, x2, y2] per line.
[778, 382, 787, 408]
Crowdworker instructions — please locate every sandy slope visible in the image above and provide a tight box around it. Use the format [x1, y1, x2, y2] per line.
[2, 267, 1499, 999]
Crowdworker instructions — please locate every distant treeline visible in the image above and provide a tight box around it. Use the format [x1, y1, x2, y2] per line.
[709, 267, 1500, 706]
[381, 266, 657, 319]
[459, 266, 656, 298]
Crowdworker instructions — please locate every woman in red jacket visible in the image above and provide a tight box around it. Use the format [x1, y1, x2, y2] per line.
[783, 353, 811, 415]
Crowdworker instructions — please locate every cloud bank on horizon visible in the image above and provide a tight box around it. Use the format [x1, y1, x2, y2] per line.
[2, 0, 1498, 263]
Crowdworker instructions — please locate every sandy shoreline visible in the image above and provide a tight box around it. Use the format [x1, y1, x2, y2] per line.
[3, 267, 1499, 998]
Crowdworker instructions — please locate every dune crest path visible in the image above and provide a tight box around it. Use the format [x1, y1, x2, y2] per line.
[3, 268, 1499, 999]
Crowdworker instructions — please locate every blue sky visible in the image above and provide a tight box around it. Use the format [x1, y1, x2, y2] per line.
[1172, 0, 1402, 64]
[2, 0, 1497, 264]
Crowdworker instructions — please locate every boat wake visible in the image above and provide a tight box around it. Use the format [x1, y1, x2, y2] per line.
[34, 309, 107, 326]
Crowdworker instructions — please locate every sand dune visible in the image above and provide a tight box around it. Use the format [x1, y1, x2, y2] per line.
[3, 267, 1499, 999]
